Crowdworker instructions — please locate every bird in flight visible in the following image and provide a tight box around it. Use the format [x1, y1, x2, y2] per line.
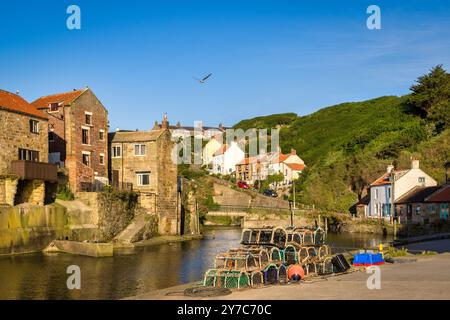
[193, 73, 212, 84]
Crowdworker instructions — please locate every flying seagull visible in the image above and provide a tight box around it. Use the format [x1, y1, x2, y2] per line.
[193, 73, 212, 84]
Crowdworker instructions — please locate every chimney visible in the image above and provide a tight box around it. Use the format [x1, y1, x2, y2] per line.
[115, 127, 120, 132]
[176, 121, 181, 128]
[387, 165, 394, 174]
[161, 113, 169, 129]
[291, 149, 296, 155]
[411, 159, 420, 169]
[219, 123, 224, 130]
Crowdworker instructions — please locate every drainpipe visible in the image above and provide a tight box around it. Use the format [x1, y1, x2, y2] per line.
[390, 172, 395, 224]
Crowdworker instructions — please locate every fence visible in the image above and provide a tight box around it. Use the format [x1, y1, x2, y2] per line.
[208, 204, 315, 213]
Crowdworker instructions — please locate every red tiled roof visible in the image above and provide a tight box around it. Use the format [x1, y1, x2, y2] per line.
[286, 163, 305, 171]
[425, 184, 450, 203]
[31, 88, 87, 109]
[0, 89, 47, 119]
[271, 153, 290, 164]
[370, 170, 408, 187]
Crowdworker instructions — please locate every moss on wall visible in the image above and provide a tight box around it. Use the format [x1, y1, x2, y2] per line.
[97, 191, 139, 241]
[0, 204, 69, 255]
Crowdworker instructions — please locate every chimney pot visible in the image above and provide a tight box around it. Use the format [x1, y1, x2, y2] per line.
[387, 165, 395, 173]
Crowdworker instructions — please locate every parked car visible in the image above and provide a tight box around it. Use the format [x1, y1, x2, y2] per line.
[237, 181, 250, 189]
[263, 189, 278, 197]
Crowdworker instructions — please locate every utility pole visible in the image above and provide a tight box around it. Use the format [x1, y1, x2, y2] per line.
[390, 169, 395, 224]
[289, 200, 294, 227]
[293, 181, 296, 209]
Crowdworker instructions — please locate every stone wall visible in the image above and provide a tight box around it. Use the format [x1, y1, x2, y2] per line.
[156, 130, 178, 235]
[0, 204, 68, 255]
[0, 176, 18, 206]
[213, 182, 290, 208]
[0, 109, 49, 175]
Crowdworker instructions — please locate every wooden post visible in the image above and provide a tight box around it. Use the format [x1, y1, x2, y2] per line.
[318, 214, 321, 229]
[394, 219, 397, 238]
[325, 217, 328, 233]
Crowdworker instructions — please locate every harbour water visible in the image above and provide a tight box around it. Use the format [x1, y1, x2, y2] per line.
[0, 227, 392, 300]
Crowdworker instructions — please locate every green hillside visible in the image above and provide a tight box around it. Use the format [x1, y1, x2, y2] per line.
[233, 66, 450, 213]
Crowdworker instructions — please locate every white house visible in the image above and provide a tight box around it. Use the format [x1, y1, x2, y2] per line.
[268, 149, 305, 185]
[211, 141, 245, 175]
[202, 136, 223, 167]
[367, 160, 437, 220]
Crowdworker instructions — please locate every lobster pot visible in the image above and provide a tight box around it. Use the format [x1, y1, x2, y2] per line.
[298, 247, 309, 264]
[214, 252, 257, 272]
[250, 271, 264, 288]
[272, 227, 287, 249]
[318, 245, 330, 260]
[229, 248, 269, 269]
[283, 245, 297, 265]
[203, 269, 250, 290]
[314, 228, 325, 245]
[269, 247, 282, 264]
[263, 264, 279, 285]
[302, 230, 314, 245]
[306, 262, 317, 276]
[278, 264, 288, 284]
[307, 247, 318, 260]
[317, 257, 334, 275]
[287, 231, 303, 246]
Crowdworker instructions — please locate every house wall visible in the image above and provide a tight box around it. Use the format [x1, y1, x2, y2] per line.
[223, 143, 245, 174]
[393, 169, 437, 200]
[0, 109, 49, 174]
[396, 202, 441, 224]
[65, 90, 109, 191]
[203, 138, 222, 166]
[368, 185, 392, 218]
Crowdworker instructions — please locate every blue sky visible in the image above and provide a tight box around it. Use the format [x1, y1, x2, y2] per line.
[0, 0, 449, 130]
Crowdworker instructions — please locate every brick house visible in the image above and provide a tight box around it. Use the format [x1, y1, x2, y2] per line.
[32, 88, 109, 192]
[108, 116, 179, 235]
[0, 89, 57, 206]
[396, 184, 450, 224]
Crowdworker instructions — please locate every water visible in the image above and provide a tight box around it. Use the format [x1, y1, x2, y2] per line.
[0, 228, 391, 300]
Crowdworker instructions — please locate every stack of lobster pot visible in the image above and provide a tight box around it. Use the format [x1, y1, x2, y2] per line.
[203, 225, 349, 290]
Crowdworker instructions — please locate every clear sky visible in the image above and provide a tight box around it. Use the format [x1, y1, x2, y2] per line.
[1, 0, 449, 130]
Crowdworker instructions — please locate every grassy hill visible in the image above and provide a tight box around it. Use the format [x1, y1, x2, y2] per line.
[233, 67, 450, 213]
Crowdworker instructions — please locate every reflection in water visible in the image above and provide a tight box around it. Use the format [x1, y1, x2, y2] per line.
[0, 228, 391, 300]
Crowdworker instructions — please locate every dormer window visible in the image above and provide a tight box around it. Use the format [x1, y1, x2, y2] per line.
[49, 103, 59, 112]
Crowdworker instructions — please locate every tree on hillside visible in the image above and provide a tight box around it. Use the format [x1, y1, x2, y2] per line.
[408, 65, 450, 132]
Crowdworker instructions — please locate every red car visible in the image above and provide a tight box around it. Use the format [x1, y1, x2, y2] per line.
[237, 181, 250, 189]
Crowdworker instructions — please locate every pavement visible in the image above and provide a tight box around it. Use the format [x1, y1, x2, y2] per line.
[129, 239, 450, 300]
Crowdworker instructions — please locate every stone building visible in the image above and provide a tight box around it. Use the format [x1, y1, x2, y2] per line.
[108, 116, 179, 235]
[32, 88, 109, 192]
[0, 89, 57, 206]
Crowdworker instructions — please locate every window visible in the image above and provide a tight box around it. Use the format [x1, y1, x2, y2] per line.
[416, 205, 421, 215]
[374, 189, 379, 199]
[30, 120, 39, 134]
[99, 130, 105, 141]
[82, 153, 90, 166]
[82, 128, 90, 145]
[18, 149, 39, 162]
[99, 153, 105, 165]
[419, 177, 425, 183]
[85, 113, 92, 125]
[137, 172, 150, 186]
[134, 144, 146, 156]
[49, 132, 55, 142]
[112, 145, 121, 158]
[49, 103, 59, 112]
[387, 187, 391, 199]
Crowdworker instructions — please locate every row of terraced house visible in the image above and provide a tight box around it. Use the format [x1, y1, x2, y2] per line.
[0, 88, 179, 234]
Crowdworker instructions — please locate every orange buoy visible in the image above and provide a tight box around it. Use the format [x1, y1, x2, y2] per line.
[287, 264, 304, 282]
